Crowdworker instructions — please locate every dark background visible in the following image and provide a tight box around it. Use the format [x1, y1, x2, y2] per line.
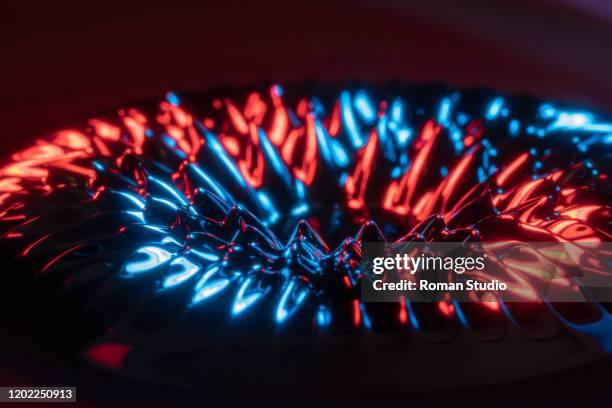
[1, 0, 612, 405]
[2, 0, 612, 144]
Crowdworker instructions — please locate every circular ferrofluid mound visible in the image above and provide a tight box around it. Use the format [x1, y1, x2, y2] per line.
[0, 84, 610, 395]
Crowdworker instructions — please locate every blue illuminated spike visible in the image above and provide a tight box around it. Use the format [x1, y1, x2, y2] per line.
[199, 125, 249, 188]
[377, 115, 398, 162]
[477, 167, 486, 183]
[330, 140, 349, 167]
[148, 175, 189, 206]
[580, 123, 612, 132]
[189, 248, 219, 262]
[340, 91, 364, 148]
[295, 179, 306, 200]
[232, 276, 268, 316]
[390, 98, 403, 123]
[451, 299, 470, 329]
[316, 305, 331, 328]
[438, 97, 451, 125]
[314, 120, 333, 164]
[486, 97, 504, 120]
[354, 90, 376, 123]
[548, 110, 612, 133]
[550, 111, 593, 130]
[163, 135, 174, 148]
[161, 236, 181, 245]
[151, 197, 179, 210]
[451, 127, 461, 141]
[189, 163, 235, 204]
[338, 172, 348, 187]
[539, 103, 556, 118]
[509, 119, 520, 136]
[192, 265, 230, 304]
[166, 91, 180, 106]
[275, 278, 308, 323]
[124, 211, 145, 223]
[116, 191, 146, 209]
[256, 191, 280, 225]
[142, 225, 168, 233]
[498, 299, 520, 327]
[258, 128, 292, 188]
[405, 300, 420, 331]
[291, 203, 309, 217]
[93, 161, 105, 172]
[359, 303, 372, 330]
[396, 128, 411, 146]
[125, 246, 173, 274]
[163, 257, 200, 288]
